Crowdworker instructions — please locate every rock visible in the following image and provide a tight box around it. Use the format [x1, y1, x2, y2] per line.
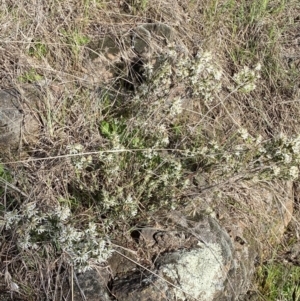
[112, 215, 239, 301]
[83, 23, 180, 89]
[60, 178, 294, 301]
[84, 36, 129, 86]
[107, 249, 138, 278]
[111, 180, 294, 301]
[68, 269, 112, 301]
[132, 23, 173, 56]
[88, 36, 125, 61]
[156, 247, 229, 301]
[0, 86, 40, 152]
[0, 89, 23, 148]
[112, 272, 168, 301]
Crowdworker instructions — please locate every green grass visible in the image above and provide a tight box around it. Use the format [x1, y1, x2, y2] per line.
[18, 68, 43, 83]
[28, 41, 48, 59]
[256, 262, 300, 301]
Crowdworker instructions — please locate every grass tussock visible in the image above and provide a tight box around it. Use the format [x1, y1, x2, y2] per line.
[0, 0, 299, 299]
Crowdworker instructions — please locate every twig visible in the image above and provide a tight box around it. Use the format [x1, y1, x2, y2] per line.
[0, 177, 28, 198]
[73, 266, 86, 301]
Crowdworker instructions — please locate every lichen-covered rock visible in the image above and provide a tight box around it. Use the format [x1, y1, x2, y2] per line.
[112, 214, 238, 301]
[157, 247, 229, 301]
[0, 86, 40, 152]
[0, 89, 23, 147]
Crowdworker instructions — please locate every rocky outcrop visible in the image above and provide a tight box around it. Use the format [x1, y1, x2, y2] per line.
[112, 214, 236, 301]
[68, 179, 294, 301]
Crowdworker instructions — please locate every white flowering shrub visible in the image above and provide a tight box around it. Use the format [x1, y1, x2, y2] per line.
[65, 46, 299, 223]
[183, 129, 300, 185]
[183, 51, 222, 100]
[68, 144, 93, 173]
[231, 63, 261, 93]
[0, 0, 298, 299]
[95, 145, 188, 218]
[1, 202, 112, 272]
[133, 47, 222, 120]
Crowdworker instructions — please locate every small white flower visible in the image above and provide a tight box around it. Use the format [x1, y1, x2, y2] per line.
[131, 207, 138, 217]
[242, 82, 256, 93]
[18, 232, 32, 250]
[283, 153, 292, 164]
[292, 136, 300, 153]
[161, 136, 169, 146]
[68, 144, 83, 154]
[37, 226, 46, 234]
[144, 61, 154, 73]
[23, 202, 38, 218]
[255, 63, 262, 71]
[255, 135, 263, 145]
[233, 65, 260, 93]
[4, 210, 21, 230]
[125, 195, 133, 204]
[272, 166, 281, 176]
[86, 222, 97, 235]
[234, 145, 244, 156]
[238, 128, 249, 140]
[214, 69, 222, 81]
[259, 146, 266, 154]
[289, 166, 299, 179]
[167, 49, 177, 58]
[59, 225, 82, 244]
[61, 206, 71, 221]
[210, 140, 219, 150]
[279, 133, 288, 144]
[144, 149, 155, 159]
[105, 154, 114, 162]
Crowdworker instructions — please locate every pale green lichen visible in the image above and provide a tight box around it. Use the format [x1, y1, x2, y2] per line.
[160, 244, 225, 300]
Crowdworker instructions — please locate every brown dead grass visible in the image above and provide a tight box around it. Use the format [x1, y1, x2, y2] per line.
[0, 0, 299, 300]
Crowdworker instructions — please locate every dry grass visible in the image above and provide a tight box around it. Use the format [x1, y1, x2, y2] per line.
[0, 0, 299, 300]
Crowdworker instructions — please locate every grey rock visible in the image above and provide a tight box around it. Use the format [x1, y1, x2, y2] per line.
[70, 269, 112, 301]
[88, 36, 125, 61]
[112, 215, 238, 301]
[112, 272, 169, 301]
[132, 23, 173, 54]
[84, 23, 176, 89]
[87, 23, 173, 61]
[0, 89, 23, 147]
[0, 85, 41, 153]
